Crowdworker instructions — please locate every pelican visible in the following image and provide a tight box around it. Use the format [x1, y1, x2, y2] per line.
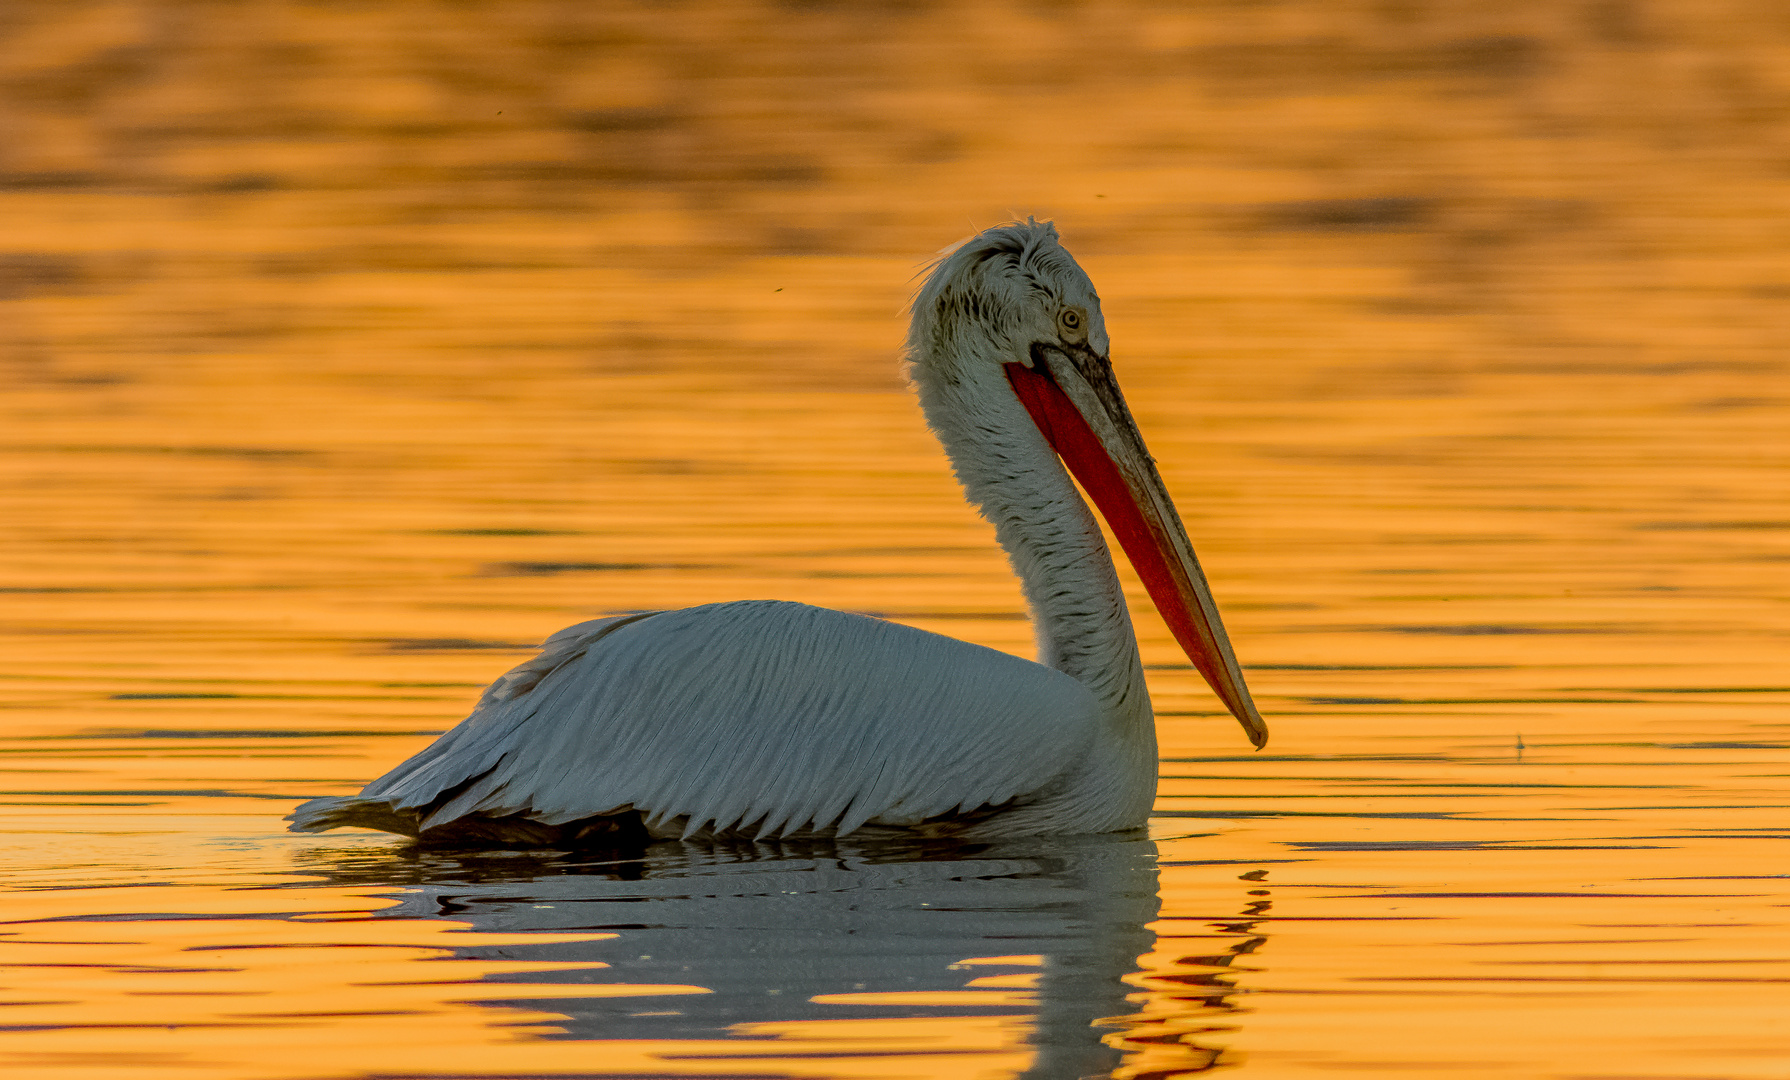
[288, 220, 1267, 846]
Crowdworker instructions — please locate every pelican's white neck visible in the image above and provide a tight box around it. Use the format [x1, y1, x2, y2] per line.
[909, 359, 1152, 730]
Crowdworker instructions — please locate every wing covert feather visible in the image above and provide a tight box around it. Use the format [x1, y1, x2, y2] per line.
[364, 600, 1102, 838]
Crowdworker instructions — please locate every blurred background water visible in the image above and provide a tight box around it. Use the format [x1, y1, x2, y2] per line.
[1, 2, 1786, 1078]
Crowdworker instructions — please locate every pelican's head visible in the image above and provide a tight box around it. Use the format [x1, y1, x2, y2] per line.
[907, 219, 1111, 383]
[906, 220, 1269, 749]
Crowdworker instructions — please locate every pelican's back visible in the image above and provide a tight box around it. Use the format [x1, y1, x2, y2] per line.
[288, 600, 1108, 842]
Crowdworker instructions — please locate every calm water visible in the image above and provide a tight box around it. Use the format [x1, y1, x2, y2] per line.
[2, 2, 1787, 1077]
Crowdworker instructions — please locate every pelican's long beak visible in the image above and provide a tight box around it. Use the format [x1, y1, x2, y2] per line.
[1006, 348, 1269, 749]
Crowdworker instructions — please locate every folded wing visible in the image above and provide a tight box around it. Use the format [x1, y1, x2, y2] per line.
[289, 600, 1102, 840]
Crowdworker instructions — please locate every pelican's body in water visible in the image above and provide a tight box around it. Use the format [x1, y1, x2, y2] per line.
[288, 221, 1267, 846]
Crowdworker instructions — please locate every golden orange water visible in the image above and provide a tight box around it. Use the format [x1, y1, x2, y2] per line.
[2, 2, 1787, 1077]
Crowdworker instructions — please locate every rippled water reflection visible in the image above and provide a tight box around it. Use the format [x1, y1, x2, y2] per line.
[3, 1, 1788, 1077]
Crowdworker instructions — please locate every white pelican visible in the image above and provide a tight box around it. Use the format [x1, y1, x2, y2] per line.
[288, 220, 1267, 846]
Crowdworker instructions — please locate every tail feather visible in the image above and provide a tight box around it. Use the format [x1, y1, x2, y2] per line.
[286, 796, 422, 837]
[287, 613, 661, 841]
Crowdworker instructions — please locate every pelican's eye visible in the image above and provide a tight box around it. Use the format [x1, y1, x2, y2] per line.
[1058, 306, 1088, 344]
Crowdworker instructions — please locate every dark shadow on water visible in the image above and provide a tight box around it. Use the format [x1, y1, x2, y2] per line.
[291, 833, 1170, 1078]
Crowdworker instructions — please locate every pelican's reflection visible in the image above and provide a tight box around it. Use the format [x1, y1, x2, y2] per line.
[1105, 868, 1275, 1074]
[295, 834, 1175, 1077]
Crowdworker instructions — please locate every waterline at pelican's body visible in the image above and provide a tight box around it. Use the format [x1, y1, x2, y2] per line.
[287, 220, 1267, 846]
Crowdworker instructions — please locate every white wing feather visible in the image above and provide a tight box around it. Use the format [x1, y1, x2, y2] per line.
[314, 600, 1103, 840]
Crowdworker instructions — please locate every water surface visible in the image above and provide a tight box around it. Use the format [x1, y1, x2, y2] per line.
[2, 2, 1787, 1077]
